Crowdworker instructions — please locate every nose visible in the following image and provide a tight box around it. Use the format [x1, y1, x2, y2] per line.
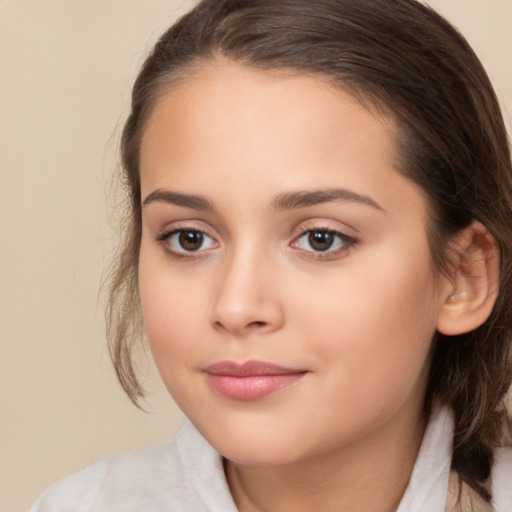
[210, 246, 284, 337]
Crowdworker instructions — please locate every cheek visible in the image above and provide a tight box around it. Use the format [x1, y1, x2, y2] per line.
[139, 273, 212, 414]
[298, 243, 437, 336]
[138, 252, 207, 372]
[294, 243, 439, 407]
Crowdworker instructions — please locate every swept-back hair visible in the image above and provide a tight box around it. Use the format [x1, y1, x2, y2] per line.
[107, 0, 512, 501]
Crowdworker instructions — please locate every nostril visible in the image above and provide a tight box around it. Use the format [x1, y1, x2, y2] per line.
[213, 320, 267, 333]
[248, 321, 267, 329]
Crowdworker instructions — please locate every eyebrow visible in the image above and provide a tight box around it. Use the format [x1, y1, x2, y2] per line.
[272, 188, 386, 213]
[142, 189, 214, 211]
[142, 187, 385, 213]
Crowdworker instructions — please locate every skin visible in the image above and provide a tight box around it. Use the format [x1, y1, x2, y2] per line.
[138, 61, 454, 512]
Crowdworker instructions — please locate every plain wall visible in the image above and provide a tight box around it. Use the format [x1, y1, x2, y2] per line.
[1, 1, 511, 511]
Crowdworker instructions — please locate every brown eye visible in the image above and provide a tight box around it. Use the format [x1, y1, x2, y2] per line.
[308, 230, 335, 251]
[157, 228, 218, 254]
[179, 230, 204, 251]
[293, 228, 356, 257]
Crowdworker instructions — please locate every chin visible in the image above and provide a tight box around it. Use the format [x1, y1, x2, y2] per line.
[221, 442, 303, 467]
[199, 419, 314, 467]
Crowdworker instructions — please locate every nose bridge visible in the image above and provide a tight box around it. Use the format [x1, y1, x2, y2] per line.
[211, 237, 283, 335]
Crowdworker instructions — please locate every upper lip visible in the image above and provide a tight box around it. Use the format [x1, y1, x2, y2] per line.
[204, 360, 306, 377]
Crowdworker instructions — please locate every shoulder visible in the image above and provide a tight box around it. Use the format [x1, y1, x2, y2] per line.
[492, 445, 512, 512]
[29, 422, 206, 511]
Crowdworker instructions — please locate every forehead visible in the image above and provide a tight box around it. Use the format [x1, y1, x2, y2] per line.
[142, 61, 396, 150]
[139, 61, 426, 220]
[144, 61, 395, 137]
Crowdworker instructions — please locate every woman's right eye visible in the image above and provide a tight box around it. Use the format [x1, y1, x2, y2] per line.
[157, 229, 218, 254]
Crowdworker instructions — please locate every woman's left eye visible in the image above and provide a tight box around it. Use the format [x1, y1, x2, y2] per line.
[158, 229, 218, 254]
[292, 229, 356, 254]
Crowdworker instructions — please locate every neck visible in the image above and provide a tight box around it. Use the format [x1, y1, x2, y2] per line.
[225, 404, 427, 512]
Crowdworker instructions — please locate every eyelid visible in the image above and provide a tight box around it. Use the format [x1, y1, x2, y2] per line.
[155, 223, 220, 256]
[290, 222, 358, 260]
[291, 219, 357, 240]
[152, 219, 357, 260]
[154, 219, 218, 240]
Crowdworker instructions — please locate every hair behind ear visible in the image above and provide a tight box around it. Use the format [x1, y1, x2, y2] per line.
[426, 223, 510, 502]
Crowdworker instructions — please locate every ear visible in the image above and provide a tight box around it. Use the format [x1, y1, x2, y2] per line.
[436, 221, 500, 336]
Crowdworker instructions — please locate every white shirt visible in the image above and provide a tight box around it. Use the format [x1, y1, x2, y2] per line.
[30, 408, 512, 511]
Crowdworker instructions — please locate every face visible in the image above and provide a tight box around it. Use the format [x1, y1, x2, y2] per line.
[138, 61, 448, 466]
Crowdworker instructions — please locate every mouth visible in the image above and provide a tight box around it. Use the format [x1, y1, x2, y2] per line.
[203, 360, 308, 401]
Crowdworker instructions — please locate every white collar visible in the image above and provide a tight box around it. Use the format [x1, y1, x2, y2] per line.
[178, 406, 454, 512]
[397, 406, 453, 512]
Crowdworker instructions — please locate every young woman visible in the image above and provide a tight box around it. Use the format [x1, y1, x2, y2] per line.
[31, 0, 512, 510]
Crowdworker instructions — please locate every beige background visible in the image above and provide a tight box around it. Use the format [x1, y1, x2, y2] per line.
[1, 1, 511, 510]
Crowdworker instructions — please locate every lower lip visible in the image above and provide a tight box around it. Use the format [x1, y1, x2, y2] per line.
[205, 373, 306, 400]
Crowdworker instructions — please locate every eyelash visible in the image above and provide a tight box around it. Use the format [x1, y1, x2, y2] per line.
[155, 226, 357, 260]
[291, 227, 357, 260]
[156, 228, 218, 257]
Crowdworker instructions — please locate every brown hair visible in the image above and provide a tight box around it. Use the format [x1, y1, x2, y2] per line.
[107, 0, 512, 501]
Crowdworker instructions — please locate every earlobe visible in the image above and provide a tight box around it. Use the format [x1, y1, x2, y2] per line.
[436, 221, 500, 336]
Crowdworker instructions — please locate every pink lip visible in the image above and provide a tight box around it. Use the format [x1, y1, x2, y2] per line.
[204, 361, 307, 401]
